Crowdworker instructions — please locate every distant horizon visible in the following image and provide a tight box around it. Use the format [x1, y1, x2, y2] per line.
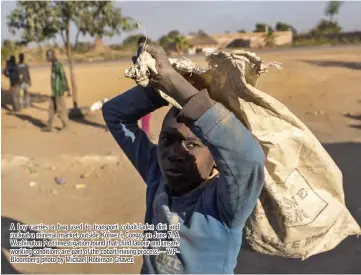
[2, 1, 361, 46]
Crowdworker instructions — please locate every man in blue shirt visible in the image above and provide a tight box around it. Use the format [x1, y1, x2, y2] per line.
[102, 45, 265, 274]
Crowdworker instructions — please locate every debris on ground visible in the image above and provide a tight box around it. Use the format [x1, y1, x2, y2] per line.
[80, 173, 89, 179]
[29, 181, 38, 187]
[55, 177, 66, 185]
[90, 98, 109, 112]
[75, 184, 86, 190]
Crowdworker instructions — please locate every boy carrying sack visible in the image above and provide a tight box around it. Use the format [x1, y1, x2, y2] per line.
[104, 45, 265, 273]
[124, 44, 360, 261]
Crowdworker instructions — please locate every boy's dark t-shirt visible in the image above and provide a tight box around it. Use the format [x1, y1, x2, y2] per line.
[3, 63, 20, 87]
[102, 86, 265, 274]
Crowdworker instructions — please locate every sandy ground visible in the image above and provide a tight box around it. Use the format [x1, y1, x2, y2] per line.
[1, 46, 361, 274]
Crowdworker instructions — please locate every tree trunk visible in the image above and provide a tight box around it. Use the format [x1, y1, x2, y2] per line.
[74, 30, 81, 50]
[65, 26, 78, 109]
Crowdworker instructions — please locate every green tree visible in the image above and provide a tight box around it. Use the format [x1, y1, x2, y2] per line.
[254, 23, 273, 34]
[275, 22, 297, 35]
[174, 35, 189, 54]
[1, 40, 22, 63]
[158, 30, 189, 54]
[7, 1, 58, 53]
[325, 1, 343, 22]
[311, 19, 342, 35]
[238, 29, 246, 33]
[7, 1, 137, 109]
[159, 34, 174, 53]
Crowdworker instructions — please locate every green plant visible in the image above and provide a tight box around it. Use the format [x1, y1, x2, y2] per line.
[158, 30, 189, 54]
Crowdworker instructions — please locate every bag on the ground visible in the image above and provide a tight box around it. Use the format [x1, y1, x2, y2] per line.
[125, 50, 361, 259]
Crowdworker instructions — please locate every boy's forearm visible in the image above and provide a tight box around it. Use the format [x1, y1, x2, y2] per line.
[103, 85, 168, 127]
[102, 85, 168, 183]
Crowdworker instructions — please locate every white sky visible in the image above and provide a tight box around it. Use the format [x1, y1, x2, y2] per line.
[1, 1, 361, 45]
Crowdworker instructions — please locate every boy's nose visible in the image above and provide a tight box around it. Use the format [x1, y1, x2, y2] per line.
[168, 154, 185, 162]
[168, 145, 186, 162]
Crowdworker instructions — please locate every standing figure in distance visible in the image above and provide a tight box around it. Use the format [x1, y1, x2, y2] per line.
[18, 53, 32, 108]
[42, 49, 71, 132]
[3, 55, 21, 112]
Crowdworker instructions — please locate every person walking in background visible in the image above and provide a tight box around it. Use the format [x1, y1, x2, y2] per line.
[42, 49, 71, 132]
[133, 36, 152, 137]
[2, 55, 21, 112]
[141, 113, 151, 136]
[18, 53, 32, 108]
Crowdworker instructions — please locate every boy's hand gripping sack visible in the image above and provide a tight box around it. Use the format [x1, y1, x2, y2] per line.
[125, 49, 360, 259]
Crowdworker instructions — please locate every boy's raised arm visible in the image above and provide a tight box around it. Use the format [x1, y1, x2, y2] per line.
[177, 90, 265, 226]
[143, 44, 265, 226]
[102, 85, 168, 183]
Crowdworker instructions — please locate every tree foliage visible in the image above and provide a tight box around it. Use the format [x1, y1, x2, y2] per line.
[325, 1, 343, 22]
[310, 19, 342, 35]
[7, 1, 57, 45]
[73, 2, 138, 47]
[253, 23, 274, 34]
[158, 30, 189, 54]
[1, 40, 22, 63]
[7, 0, 137, 109]
[275, 22, 297, 35]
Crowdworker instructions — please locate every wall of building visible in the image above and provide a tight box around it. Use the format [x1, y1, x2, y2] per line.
[211, 31, 293, 48]
[188, 46, 218, 55]
[273, 31, 294, 46]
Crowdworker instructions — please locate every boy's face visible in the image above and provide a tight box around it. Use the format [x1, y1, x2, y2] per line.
[157, 109, 215, 195]
[46, 52, 53, 62]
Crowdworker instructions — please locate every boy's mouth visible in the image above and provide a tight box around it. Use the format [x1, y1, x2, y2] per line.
[165, 167, 184, 174]
[163, 166, 186, 177]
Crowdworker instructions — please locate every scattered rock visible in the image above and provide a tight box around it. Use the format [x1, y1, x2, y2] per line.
[55, 177, 66, 185]
[75, 184, 86, 190]
[80, 172, 91, 179]
[29, 181, 38, 187]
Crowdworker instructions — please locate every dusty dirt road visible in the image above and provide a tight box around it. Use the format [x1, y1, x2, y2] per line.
[1, 46, 361, 274]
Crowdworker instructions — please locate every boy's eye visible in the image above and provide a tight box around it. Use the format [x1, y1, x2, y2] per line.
[161, 136, 170, 143]
[185, 142, 199, 150]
